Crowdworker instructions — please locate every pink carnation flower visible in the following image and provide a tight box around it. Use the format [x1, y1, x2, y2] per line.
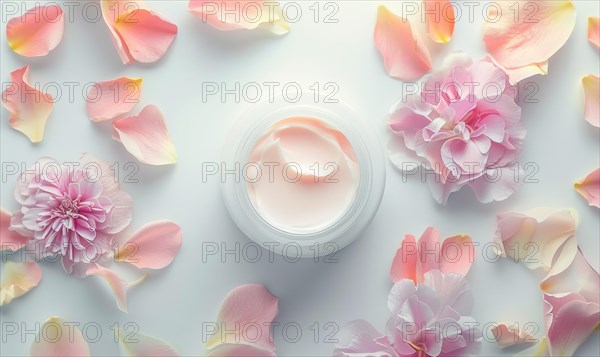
[388, 53, 526, 204]
[10, 154, 132, 273]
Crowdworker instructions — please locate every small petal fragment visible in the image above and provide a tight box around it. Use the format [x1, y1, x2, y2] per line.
[208, 344, 275, 357]
[390, 234, 419, 284]
[374, 6, 432, 80]
[118, 329, 178, 356]
[0, 261, 42, 305]
[1, 208, 29, 251]
[113, 105, 177, 165]
[1, 66, 54, 143]
[424, 0, 455, 43]
[206, 284, 278, 352]
[31, 317, 90, 357]
[86, 263, 146, 312]
[574, 168, 600, 208]
[589, 17, 600, 49]
[6, 4, 64, 57]
[86, 77, 143, 122]
[491, 323, 536, 348]
[516, 337, 550, 357]
[582, 74, 600, 128]
[115, 220, 182, 269]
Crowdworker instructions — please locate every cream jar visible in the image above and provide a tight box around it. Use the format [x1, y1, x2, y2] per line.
[222, 95, 385, 257]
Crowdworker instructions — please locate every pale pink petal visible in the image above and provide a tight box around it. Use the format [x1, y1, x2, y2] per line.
[516, 337, 550, 357]
[208, 344, 275, 357]
[589, 17, 600, 49]
[188, 1, 289, 34]
[1, 65, 54, 143]
[541, 248, 600, 304]
[113, 105, 177, 165]
[500, 61, 549, 85]
[390, 234, 419, 284]
[483, 1, 576, 79]
[30, 317, 90, 356]
[6, 4, 64, 57]
[418, 226, 442, 275]
[582, 74, 600, 128]
[118, 329, 178, 356]
[1, 208, 29, 251]
[115, 220, 182, 269]
[374, 5, 432, 80]
[424, 0, 454, 43]
[86, 77, 143, 122]
[491, 323, 536, 348]
[0, 261, 42, 305]
[439, 234, 474, 277]
[206, 284, 278, 352]
[333, 320, 395, 356]
[574, 168, 600, 208]
[85, 263, 146, 313]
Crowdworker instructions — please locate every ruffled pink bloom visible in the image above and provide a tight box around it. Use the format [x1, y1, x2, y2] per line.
[10, 154, 132, 274]
[334, 270, 481, 357]
[388, 53, 526, 204]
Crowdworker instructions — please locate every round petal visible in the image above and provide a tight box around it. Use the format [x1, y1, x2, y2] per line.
[6, 4, 64, 57]
[390, 234, 420, 284]
[85, 263, 146, 313]
[86, 77, 143, 122]
[425, 0, 455, 43]
[115, 220, 182, 269]
[589, 17, 600, 49]
[491, 323, 536, 349]
[582, 74, 600, 128]
[30, 317, 90, 357]
[1, 208, 29, 251]
[0, 261, 42, 305]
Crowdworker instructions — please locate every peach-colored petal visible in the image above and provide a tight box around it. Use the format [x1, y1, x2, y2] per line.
[30, 317, 90, 357]
[424, 0, 454, 43]
[1, 65, 54, 143]
[483, 1, 576, 80]
[115, 220, 182, 269]
[582, 74, 600, 128]
[113, 105, 177, 165]
[85, 263, 146, 313]
[439, 234, 474, 277]
[589, 17, 600, 49]
[6, 4, 64, 57]
[0, 261, 42, 305]
[188, 1, 289, 34]
[516, 337, 549, 356]
[390, 234, 419, 283]
[491, 323, 536, 349]
[1, 208, 29, 251]
[492, 58, 549, 85]
[100, 1, 177, 64]
[208, 344, 275, 357]
[374, 5, 432, 81]
[541, 248, 600, 304]
[574, 168, 600, 208]
[86, 77, 143, 122]
[117, 329, 178, 356]
[206, 284, 278, 352]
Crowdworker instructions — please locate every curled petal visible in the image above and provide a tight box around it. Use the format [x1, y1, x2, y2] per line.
[1, 65, 54, 143]
[86, 77, 143, 122]
[439, 234, 474, 277]
[113, 105, 177, 165]
[483, 1, 576, 81]
[206, 284, 278, 352]
[85, 263, 146, 313]
[1, 208, 29, 251]
[574, 168, 600, 208]
[115, 220, 182, 269]
[491, 323, 536, 349]
[188, 1, 289, 34]
[589, 17, 600, 49]
[1, 261, 42, 305]
[6, 4, 64, 57]
[390, 234, 419, 284]
[541, 248, 600, 304]
[117, 329, 178, 356]
[374, 6, 431, 80]
[30, 317, 90, 357]
[582, 74, 600, 128]
[425, 0, 455, 43]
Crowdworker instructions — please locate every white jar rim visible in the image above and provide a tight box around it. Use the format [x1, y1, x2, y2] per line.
[222, 94, 386, 257]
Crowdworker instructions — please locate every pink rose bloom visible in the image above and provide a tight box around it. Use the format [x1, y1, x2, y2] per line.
[10, 154, 132, 273]
[334, 270, 481, 357]
[388, 53, 526, 204]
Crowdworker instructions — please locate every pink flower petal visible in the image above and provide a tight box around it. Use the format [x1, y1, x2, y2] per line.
[30, 317, 90, 356]
[1, 208, 29, 251]
[582, 74, 600, 128]
[541, 248, 600, 304]
[100, 1, 177, 64]
[374, 5, 432, 80]
[390, 234, 419, 284]
[6, 4, 64, 57]
[208, 344, 275, 357]
[206, 284, 278, 352]
[439, 234, 474, 277]
[115, 220, 182, 269]
[86, 77, 143, 122]
[117, 329, 178, 356]
[424, 0, 455, 43]
[113, 105, 177, 165]
[188, 1, 289, 34]
[333, 320, 396, 357]
[589, 17, 600, 49]
[1, 261, 42, 305]
[1, 65, 54, 143]
[85, 263, 146, 313]
[483, 1, 576, 81]
[574, 168, 600, 208]
[491, 323, 536, 349]
[516, 337, 550, 356]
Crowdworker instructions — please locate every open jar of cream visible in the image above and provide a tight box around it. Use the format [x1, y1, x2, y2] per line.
[222, 95, 385, 257]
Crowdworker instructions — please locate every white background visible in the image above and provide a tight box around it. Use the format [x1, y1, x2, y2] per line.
[1, 1, 599, 356]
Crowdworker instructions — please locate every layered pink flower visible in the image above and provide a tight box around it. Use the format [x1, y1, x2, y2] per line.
[388, 53, 526, 204]
[334, 270, 481, 357]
